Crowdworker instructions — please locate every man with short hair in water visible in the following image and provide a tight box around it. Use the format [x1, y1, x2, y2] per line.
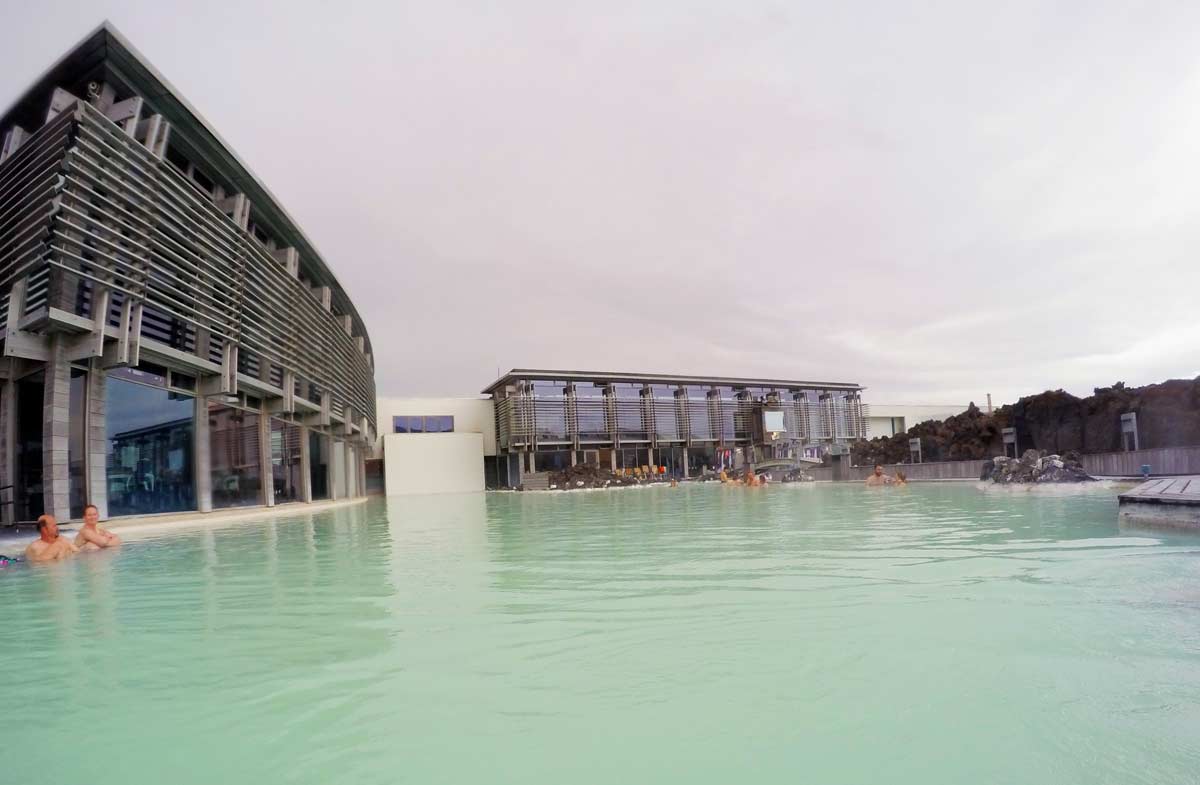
[75, 503, 120, 550]
[865, 464, 892, 487]
[24, 515, 80, 563]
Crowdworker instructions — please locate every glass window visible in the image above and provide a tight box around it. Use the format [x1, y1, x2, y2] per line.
[209, 403, 262, 508]
[408, 417, 424, 434]
[310, 431, 329, 501]
[271, 419, 303, 503]
[426, 415, 454, 433]
[393, 416, 409, 433]
[106, 376, 195, 516]
[68, 368, 87, 518]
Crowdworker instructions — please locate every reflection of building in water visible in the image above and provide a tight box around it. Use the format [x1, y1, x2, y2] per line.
[0, 23, 375, 522]
[376, 370, 869, 494]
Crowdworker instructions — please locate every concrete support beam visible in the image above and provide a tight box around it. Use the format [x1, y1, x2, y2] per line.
[104, 95, 143, 136]
[345, 444, 356, 498]
[329, 439, 343, 500]
[0, 125, 28, 165]
[216, 193, 250, 230]
[259, 409, 275, 507]
[137, 114, 171, 158]
[45, 87, 79, 124]
[194, 396, 212, 513]
[341, 315, 352, 335]
[66, 288, 109, 362]
[298, 425, 313, 503]
[314, 286, 331, 311]
[681, 447, 690, 478]
[42, 335, 70, 520]
[86, 366, 108, 519]
[270, 247, 300, 278]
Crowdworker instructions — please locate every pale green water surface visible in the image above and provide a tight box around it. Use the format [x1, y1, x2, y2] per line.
[3, 483, 1200, 784]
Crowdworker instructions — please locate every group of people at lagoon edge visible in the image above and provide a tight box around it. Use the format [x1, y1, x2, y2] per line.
[865, 464, 908, 487]
[717, 468, 772, 487]
[22, 504, 121, 564]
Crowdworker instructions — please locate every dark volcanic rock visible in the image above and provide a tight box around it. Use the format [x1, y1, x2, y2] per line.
[851, 376, 1200, 466]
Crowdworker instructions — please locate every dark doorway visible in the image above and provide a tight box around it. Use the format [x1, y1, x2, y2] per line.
[15, 372, 45, 521]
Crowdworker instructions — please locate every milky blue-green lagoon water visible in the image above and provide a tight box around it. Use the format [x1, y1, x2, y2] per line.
[3, 483, 1200, 784]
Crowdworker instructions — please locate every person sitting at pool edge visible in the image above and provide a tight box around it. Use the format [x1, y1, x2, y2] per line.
[75, 503, 120, 551]
[865, 464, 891, 487]
[25, 515, 80, 563]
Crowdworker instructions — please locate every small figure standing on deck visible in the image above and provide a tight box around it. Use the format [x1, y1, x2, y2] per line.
[75, 504, 120, 551]
[865, 464, 892, 487]
[24, 515, 80, 563]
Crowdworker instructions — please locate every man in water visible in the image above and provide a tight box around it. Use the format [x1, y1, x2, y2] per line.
[865, 464, 892, 487]
[74, 504, 120, 550]
[24, 515, 80, 563]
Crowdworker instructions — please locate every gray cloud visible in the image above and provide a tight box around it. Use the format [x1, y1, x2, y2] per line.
[4, 2, 1200, 405]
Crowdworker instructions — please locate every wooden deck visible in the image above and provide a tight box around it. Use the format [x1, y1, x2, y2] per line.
[1118, 476, 1200, 528]
[1118, 476, 1200, 505]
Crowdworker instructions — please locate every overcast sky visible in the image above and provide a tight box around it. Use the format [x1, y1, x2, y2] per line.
[4, 2, 1200, 405]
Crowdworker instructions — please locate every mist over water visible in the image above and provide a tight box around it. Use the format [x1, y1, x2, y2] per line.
[3, 485, 1200, 784]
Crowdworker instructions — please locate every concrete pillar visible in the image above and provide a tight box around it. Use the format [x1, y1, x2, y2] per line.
[647, 448, 655, 470]
[329, 439, 344, 500]
[344, 444, 356, 498]
[0, 379, 14, 524]
[570, 451, 577, 467]
[610, 450, 617, 472]
[516, 451, 525, 484]
[298, 425, 313, 503]
[259, 413, 275, 507]
[42, 336, 71, 520]
[681, 447, 690, 478]
[194, 397, 212, 513]
[86, 367, 108, 519]
[358, 449, 367, 496]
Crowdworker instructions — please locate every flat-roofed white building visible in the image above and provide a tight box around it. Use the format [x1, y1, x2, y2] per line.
[866, 404, 971, 440]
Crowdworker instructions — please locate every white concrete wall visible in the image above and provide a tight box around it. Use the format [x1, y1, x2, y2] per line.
[375, 397, 496, 458]
[383, 432, 485, 496]
[866, 404, 972, 440]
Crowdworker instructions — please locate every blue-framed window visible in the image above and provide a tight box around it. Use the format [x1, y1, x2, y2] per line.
[393, 415, 455, 434]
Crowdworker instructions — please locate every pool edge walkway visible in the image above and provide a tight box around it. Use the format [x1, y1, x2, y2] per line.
[1118, 476, 1200, 529]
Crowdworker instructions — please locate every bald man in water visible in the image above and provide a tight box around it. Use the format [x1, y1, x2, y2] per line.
[75, 504, 120, 551]
[24, 515, 80, 563]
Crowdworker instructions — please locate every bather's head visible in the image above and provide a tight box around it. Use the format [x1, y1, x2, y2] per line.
[873, 464, 884, 477]
[36, 514, 58, 541]
[83, 504, 99, 527]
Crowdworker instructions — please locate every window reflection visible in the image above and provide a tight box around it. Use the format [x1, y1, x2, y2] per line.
[271, 419, 303, 502]
[106, 377, 195, 516]
[209, 403, 262, 508]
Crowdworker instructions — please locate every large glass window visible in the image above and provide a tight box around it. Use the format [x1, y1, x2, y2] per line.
[310, 431, 329, 500]
[106, 376, 195, 516]
[686, 386, 713, 442]
[209, 404, 262, 508]
[531, 381, 567, 442]
[393, 415, 455, 434]
[613, 383, 648, 441]
[68, 367, 88, 518]
[271, 419, 303, 503]
[650, 384, 680, 441]
[574, 384, 609, 442]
